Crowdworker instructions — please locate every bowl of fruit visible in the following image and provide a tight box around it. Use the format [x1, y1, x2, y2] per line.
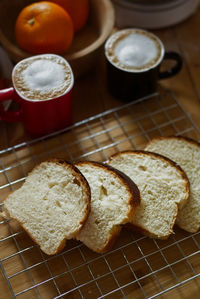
[0, 0, 115, 77]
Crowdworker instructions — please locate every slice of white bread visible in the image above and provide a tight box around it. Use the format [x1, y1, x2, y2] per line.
[75, 161, 140, 253]
[108, 151, 190, 239]
[145, 136, 200, 233]
[2, 159, 91, 255]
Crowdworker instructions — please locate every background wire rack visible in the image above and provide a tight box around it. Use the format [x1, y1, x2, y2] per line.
[1, 91, 200, 299]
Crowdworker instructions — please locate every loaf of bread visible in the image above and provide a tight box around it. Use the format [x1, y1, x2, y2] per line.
[2, 159, 91, 255]
[2, 134, 197, 255]
[75, 161, 140, 253]
[145, 136, 200, 233]
[108, 151, 190, 239]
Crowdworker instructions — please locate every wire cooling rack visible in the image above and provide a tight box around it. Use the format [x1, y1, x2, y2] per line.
[1, 91, 200, 299]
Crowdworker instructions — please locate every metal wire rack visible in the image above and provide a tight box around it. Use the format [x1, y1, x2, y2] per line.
[1, 91, 200, 299]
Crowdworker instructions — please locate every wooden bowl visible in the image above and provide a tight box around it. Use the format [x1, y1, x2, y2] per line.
[0, 0, 115, 78]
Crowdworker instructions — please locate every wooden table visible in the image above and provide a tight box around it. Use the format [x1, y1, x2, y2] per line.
[1, 7, 200, 299]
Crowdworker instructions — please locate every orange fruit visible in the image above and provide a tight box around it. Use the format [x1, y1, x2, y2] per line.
[49, 0, 89, 32]
[15, 1, 74, 54]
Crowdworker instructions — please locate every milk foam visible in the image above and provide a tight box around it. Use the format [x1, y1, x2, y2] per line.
[115, 34, 158, 67]
[105, 29, 163, 72]
[13, 55, 73, 101]
[23, 60, 66, 92]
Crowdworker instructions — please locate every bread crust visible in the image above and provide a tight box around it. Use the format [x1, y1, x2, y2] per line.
[97, 225, 121, 253]
[108, 150, 190, 239]
[2, 158, 91, 255]
[76, 160, 140, 222]
[75, 160, 141, 252]
[146, 135, 200, 150]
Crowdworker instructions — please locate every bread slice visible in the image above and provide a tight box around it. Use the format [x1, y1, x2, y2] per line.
[145, 136, 200, 233]
[108, 151, 190, 239]
[2, 159, 91, 255]
[75, 161, 140, 253]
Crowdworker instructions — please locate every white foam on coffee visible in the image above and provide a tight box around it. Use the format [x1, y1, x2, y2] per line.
[13, 55, 73, 101]
[105, 29, 163, 72]
[115, 34, 158, 67]
[23, 60, 66, 92]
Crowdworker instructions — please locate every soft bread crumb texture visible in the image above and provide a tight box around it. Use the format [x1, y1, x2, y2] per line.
[146, 136, 200, 233]
[3, 160, 90, 255]
[75, 162, 137, 253]
[108, 151, 189, 239]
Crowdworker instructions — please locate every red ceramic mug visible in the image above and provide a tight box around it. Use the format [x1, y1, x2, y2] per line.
[0, 54, 74, 137]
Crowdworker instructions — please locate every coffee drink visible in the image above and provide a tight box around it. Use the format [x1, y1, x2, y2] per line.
[105, 28, 182, 102]
[13, 54, 73, 101]
[105, 29, 164, 72]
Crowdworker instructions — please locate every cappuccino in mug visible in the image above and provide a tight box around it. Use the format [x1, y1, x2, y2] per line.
[105, 28, 182, 101]
[13, 54, 73, 101]
[105, 29, 164, 72]
[0, 54, 74, 137]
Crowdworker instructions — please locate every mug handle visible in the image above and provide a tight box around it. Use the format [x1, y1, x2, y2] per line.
[159, 51, 183, 80]
[0, 87, 23, 122]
